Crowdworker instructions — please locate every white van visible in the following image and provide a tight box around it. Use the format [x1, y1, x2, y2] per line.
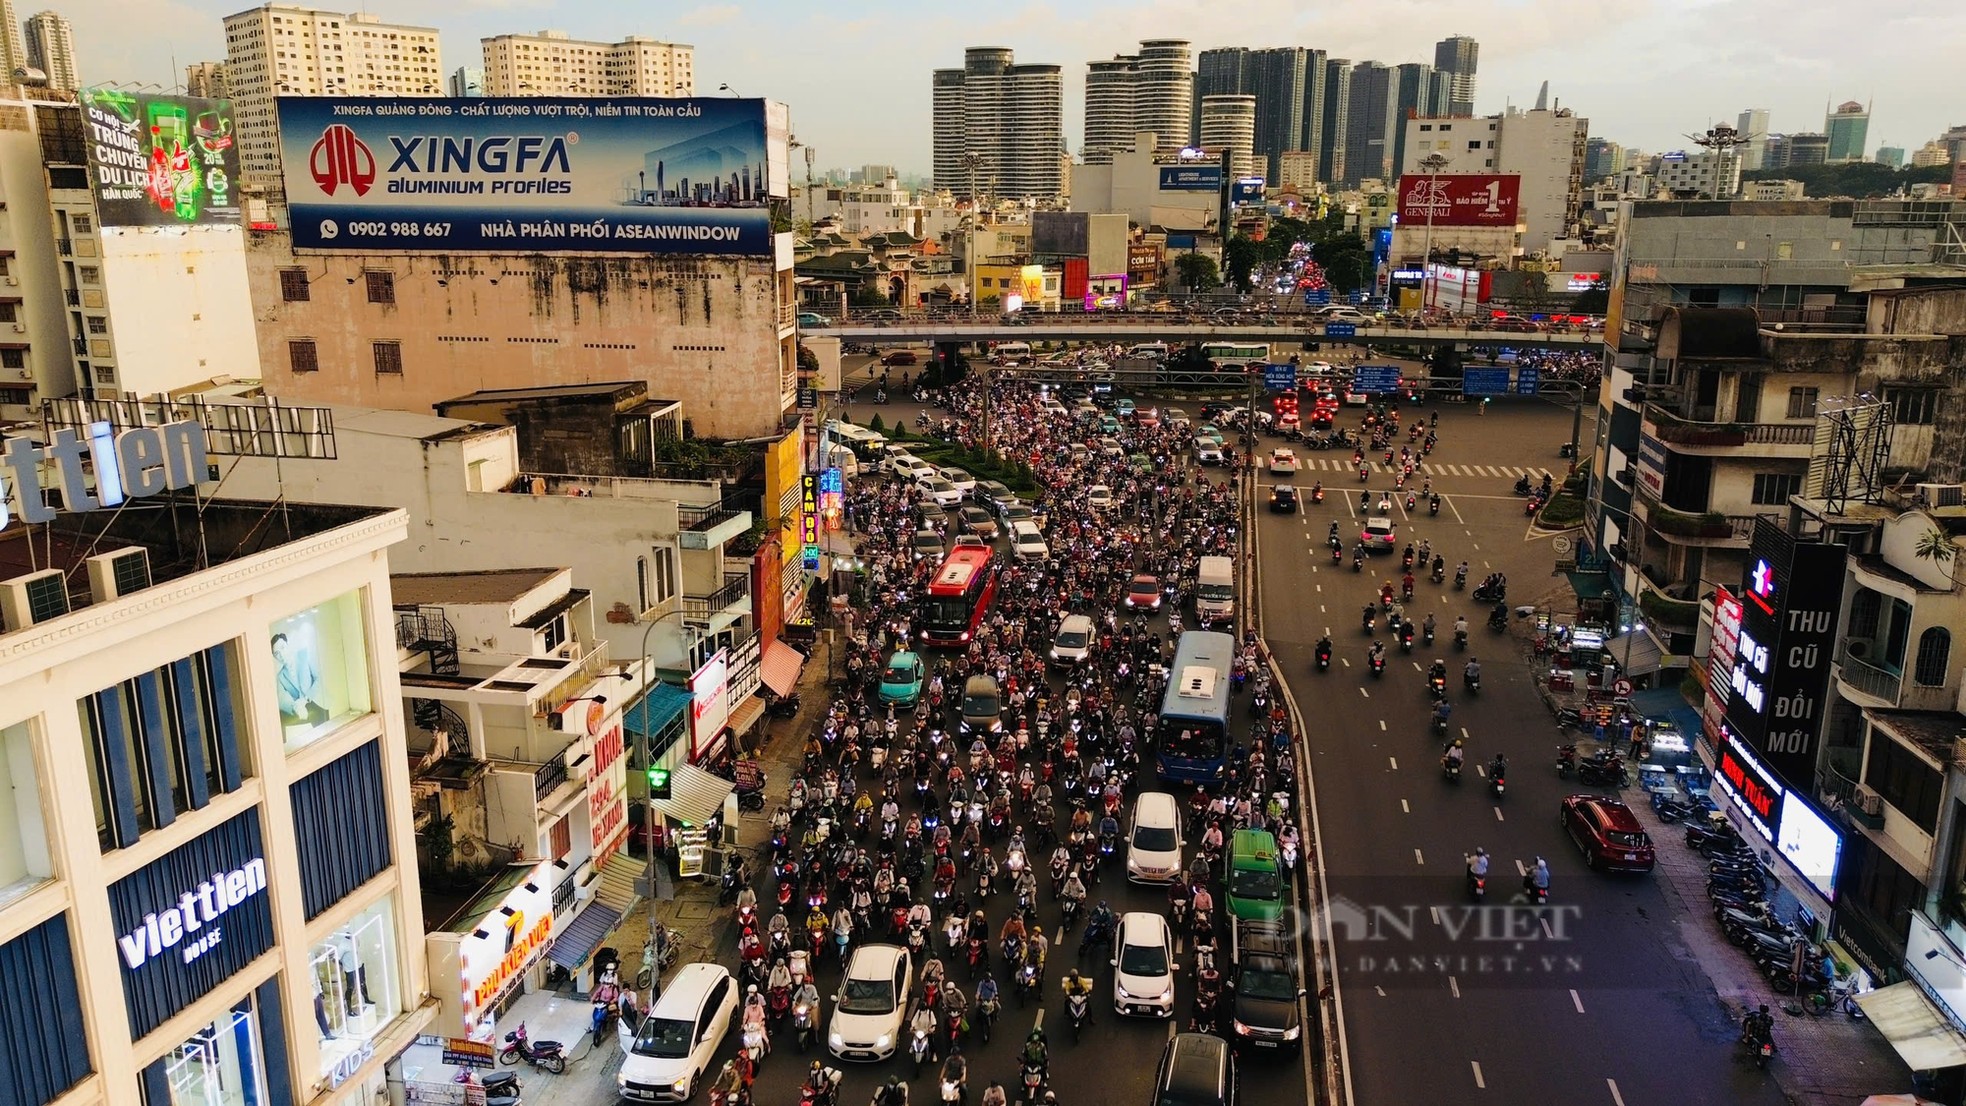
[1125, 791, 1184, 884]
[617, 963, 738, 1101]
[1129, 342, 1170, 361]
[1196, 555, 1235, 626]
[1010, 520, 1049, 561]
[993, 341, 1032, 365]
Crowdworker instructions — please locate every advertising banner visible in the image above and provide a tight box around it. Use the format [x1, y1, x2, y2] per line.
[81, 88, 240, 227]
[1018, 265, 1046, 305]
[277, 97, 777, 254]
[1724, 521, 1846, 788]
[1231, 177, 1266, 204]
[1159, 165, 1223, 192]
[458, 861, 556, 1041]
[1636, 433, 1669, 498]
[1396, 173, 1521, 228]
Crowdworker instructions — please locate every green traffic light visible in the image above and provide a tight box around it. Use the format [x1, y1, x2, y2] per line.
[647, 767, 671, 798]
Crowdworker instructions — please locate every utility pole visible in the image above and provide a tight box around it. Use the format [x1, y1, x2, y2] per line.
[961, 153, 987, 321]
[1417, 153, 1449, 316]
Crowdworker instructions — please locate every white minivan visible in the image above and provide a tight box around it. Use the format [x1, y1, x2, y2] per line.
[993, 341, 1032, 365]
[1125, 791, 1184, 884]
[1010, 519, 1049, 561]
[617, 963, 738, 1101]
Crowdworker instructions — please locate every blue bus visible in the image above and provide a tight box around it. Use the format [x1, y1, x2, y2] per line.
[1156, 631, 1235, 785]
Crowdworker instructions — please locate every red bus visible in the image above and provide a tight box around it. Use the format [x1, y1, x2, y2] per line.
[921, 546, 1000, 646]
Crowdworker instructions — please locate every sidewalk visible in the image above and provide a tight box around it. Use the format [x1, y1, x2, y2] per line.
[1625, 789, 1914, 1103]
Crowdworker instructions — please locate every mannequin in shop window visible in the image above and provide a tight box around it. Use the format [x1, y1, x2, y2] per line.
[314, 979, 337, 1040]
[273, 633, 329, 726]
[338, 930, 374, 1015]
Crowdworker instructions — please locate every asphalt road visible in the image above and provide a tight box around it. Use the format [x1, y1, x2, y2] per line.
[1251, 399, 1791, 1105]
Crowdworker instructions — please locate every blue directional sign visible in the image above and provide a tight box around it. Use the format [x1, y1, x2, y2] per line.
[1303, 288, 1332, 307]
[1515, 366, 1542, 395]
[1263, 363, 1297, 391]
[1352, 365, 1403, 394]
[1462, 368, 1511, 396]
[1323, 323, 1356, 339]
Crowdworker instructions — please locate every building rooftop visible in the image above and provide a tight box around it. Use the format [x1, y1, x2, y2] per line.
[438, 381, 660, 405]
[333, 406, 502, 443]
[390, 569, 566, 608]
[1867, 709, 1964, 766]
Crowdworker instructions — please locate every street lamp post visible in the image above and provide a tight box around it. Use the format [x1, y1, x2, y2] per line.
[1416, 153, 1449, 317]
[634, 606, 698, 962]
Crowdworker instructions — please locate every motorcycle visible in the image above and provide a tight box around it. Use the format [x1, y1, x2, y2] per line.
[1427, 674, 1447, 700]
[1556, 744, 1578, 777]
[1331, 546, 1343, 566]
[1067, 990, 1091, 1042]
[909, 1025, 933, 1077]
[1453, 568, 1468, 591]
[1368, 652, 1386, 678]
[498, 1024, 567, 1074]
[975, 990, 999, 1042]
[1430, 563, 1445, 585]
[1464, 863, 1485, 901]
[1353, 552, 1365, 573]
[1441, 754, 1461, 781]
[1315, 644, 1331, 672]
[1464, 672, 1481, 696]
[1398, 624, 1415, 653]
[1429, 495, 1442, 516]
[1490, 770, 1506, 799]
[793, 1002, 817, 1052]
[1487, 608, 1509, 632]
[1020, 1060, 1047, 1105]
[1453, 628, 1468, 651]
[1741, 1017, 1777, 1069]
[1577, 754, 1626, 787]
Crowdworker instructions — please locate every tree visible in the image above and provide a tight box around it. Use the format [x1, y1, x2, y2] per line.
[1516, 270, 1553, 313]
[1915, 527, 1956, 565]
[852, 283, 889, 307]
[1175, 251, 1221, 292]
[1223, 236, 1262, 293]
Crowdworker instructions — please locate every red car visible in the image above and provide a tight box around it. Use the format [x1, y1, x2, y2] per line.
[1124, 575, 1164, 611]
[883, 349, 919, 366]
[1560, 795, 1656, 872]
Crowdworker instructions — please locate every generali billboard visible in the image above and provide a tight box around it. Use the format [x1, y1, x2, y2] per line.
[1396, 173, 1521, 228]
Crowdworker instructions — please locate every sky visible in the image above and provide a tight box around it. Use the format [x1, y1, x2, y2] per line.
[63, 0, 1964, 173]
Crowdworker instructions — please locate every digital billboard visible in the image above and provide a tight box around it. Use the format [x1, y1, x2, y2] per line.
[1723, 519, 1846, 789]
[1395, 173, 1521, 228]
[1231, 177, 1266, 204]
[277, 97, 778, 254]
[81, 88, 241, 228]
[1160, 165, 1223, 192]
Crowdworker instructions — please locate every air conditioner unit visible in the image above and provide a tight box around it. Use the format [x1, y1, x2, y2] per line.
[1916, 484, 1966, 509]
[85, 547, 152, 604]
[8, 324, 23, 333]
[2, 277, 17, 286]
[1853, 784, 1884, 818]
[0, 569, 71, 630]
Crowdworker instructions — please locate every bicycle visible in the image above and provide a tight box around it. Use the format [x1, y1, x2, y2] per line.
[1804, 975, 1866, 1019]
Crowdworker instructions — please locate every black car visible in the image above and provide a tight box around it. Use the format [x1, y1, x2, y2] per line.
[1228, 920, 1304, 1052]
[1268, 485, 1298, 513]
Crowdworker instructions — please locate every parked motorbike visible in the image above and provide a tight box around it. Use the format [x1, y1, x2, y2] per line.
[498, 1024, 567, 1074]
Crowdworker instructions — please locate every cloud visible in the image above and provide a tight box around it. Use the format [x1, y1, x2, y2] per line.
[676, 4, 742, 28]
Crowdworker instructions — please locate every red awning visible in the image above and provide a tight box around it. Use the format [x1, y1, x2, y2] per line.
[760, 638, 807, 698]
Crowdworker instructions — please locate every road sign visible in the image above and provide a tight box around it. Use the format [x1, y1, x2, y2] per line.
[1613, 678, 1634, 697]
[1462, 368, 1511, 396]
[1515, 366, 1541, 395]
[1352, 365, 1403, 393]
[1324, 323, 1356, 339]
[1264, 363, 1297, 391]
[797, 386, 818, 409]
[1304, 288, 1332, 307]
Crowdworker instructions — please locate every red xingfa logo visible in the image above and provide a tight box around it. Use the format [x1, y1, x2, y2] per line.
[308, 124, 376, 196]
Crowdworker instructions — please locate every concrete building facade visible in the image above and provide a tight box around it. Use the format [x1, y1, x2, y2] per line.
[1342, 61, 1395, 186]
[1198, 95, 1257, 179]
[478, 29, 693, 98]
[1737, 108, 1770, 171]
[184, 60, 229, 99]
[1191, 46, 1326, 184]
[1403, 105, 1587, 253]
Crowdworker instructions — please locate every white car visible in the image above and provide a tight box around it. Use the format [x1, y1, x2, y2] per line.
[1125, 792, 1184, 884]
[616, 964, 737, 1101]
[1267, 449, 1300, 475]
[1316, 307, 1371, 324]
[938, 467, 978, 498]
[1194, 440, 1225, 465]
[916, 476, 963, 507]
[892, 456, 938, 483]
[881, 451, 922, 478]
[1113, 912, 1177, 1018]
[829, 944, 913, 1061]
[1086, 485, 1114, 511]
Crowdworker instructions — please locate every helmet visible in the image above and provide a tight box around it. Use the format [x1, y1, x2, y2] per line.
[810, 1061, 823, 1075]
[747, 984, 759, 995]
[1068, 969, 1081, 982]
[1028, 1029, 1044, 1041]
[1451, 739, 1463, 748]
[1474, 846, 1487, 857]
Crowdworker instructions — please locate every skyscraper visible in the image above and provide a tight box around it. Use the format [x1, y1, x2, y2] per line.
[1319, 58, 1351, 185]
[1343, 61, 1396, 185]
[222, 4, 445, 188]
[1191, 46, 1326, 183]
[1825, 100, 1870, 163]
[1392, 62, 1434, 176]
[1432, 35, 1478, 116]
[1132, 40, 1193, 148]
[448, 67, 484, 96]
[184, 60, 229, 99]
[1584, 136, 1625, 182]
[0, 0, 26, 80]
[1083, 57, 1137, 164]
[22, 10, 75, 88]
[933, 47, 1063, 202]
[480, 30, 693, 97]
[1736, 108, 1770, 171]
[1199, 94, 1258, 178]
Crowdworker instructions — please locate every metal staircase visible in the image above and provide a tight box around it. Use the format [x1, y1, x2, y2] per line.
[397, 606, 462, 732]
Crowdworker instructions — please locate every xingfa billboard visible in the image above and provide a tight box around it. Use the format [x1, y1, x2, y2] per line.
[278, 97, 784, 255]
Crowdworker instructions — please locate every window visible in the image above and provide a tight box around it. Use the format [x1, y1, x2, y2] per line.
[79, 644, 250, 852]
[1866, 733, 1942, 833]
[549, 813, 572, 859]
[372, 340, 403, 375]
[289, 339, 319, 373]
[0, 303, 13, 324]
[651, 545, 678, 604]
[77, 266, 99, 285]
[309, 894, 402, 1083]
[365, 270, 395, 304]
[84, 315, 106, 334]
[1751, 473, 1801, 505]
[539, 613, 566, 653]
[71, 214, 92, 235]
[1886, 387, 1937, 426]
[161, 997, 271, 1106]
[280, 268, 311, 301]
[271, 590, 375, 752]
[1915, 627, 1951, 687]
[0, 349, 22, 370]
[1786, 387, 1819, 419]
[1466, 140, 1481, 151]
[0, 720, 52, 908]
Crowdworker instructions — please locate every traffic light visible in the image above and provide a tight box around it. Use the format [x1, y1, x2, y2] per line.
[647, 767, 671, 800]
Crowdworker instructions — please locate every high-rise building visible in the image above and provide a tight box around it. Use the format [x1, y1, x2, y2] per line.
[1199, 94, 1258, 178]
[1431, 35, 1477, 116]
[1391, 62, 1434, 176]
[1875, 146, 1904, 169]
[1343, 61, 1396, 185]
[1909, 140, 1949, 168]
[479, 29, 693, 97]
[1319, 58, 1351, 185]
[448, 66, 483, 96]
[1082, 57, 1137, 164]
[1400, 101, 1588, 253]
[184, 59, 229, 99]
[1132, 40, 1193, 148]
[21, 10, 75, 89]
[1825, 100, 1870, 163]
[933, 47, 1063, 202]
[1584, 136, 1624, 182]
[1786, 131, 1829, 167]
[1736, 108, 1770, 171]
[1190, 46, 1326, 183]
[222, 5, 445, 188]
[0, 0, 25, 82]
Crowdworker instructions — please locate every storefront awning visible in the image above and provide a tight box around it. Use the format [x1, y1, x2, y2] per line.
[1604, 631, 1664, 677]
[760, 638, 808, 698]
[1566, 571, 1615, 602]
[1856, 982, 1966, 1070]
[728, 694, 767, 740]
[649, 762, 734, 828]
[625, 682, 693, 740]
[546, 901, 623, 971]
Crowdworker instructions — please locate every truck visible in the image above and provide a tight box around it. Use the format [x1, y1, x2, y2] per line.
[1196, 555, 1235, 626]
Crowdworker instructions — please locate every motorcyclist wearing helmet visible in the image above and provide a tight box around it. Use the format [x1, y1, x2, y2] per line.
[1443, 739, 1465, 768]
[1021, 1028, 1049, 1070]
[1061, 968, 1093, 999]
[1466, 847, 1489, 882]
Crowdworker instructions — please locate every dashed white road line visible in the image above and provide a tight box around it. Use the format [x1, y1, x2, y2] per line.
[1571, 989, 1586, 1014]
[1379, 720, 1387, 731]
[1516, 859, 1528, 877]
[1400, 798, 1410, 813]
[1414, 848, 1425, 865]
[1359, 687, 1370, 698]
[1471, 1061, 1485, 1089]
[1449, 975, 1461, 998]
[1495, 807, 1506, 821]
[1606, 1078, 1624, 1106]
[1388, 757, 1399, 771]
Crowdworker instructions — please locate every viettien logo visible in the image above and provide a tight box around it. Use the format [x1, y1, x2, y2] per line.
[118, 858, 268, 969]
[308, 126, 577, 198]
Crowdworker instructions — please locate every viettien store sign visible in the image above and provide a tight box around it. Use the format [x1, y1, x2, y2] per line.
[1, 421, 209, 532]
[117, 858, 269, 969]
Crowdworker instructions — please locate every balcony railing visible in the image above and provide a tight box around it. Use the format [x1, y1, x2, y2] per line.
[682, 573, 751, 623]
[778, 302, 797, 329]
[1837, 652, 1903, 705]
[64, 288, 78, 306]
[552, 870, 578, 916]
[680, 500, 746, 533]
[534, 750, 572, 801]
[56, 237, 72, 255]
[1644, 404, 1815, 449]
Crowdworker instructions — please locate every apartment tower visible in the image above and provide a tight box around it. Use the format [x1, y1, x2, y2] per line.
[932, 46, 1063, 201]
[479, 29, 693, 97]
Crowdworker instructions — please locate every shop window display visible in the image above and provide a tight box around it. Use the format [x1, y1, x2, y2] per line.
[272, 592, 374, 752]
[310, 896, 400, 1082]
[166, 999, 269, 1106]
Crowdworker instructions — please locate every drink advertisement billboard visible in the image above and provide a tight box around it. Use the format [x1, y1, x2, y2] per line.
[81, 88, 241, 228]
[277, 97, 778, 254]
[1395, 173, 1521, 228]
